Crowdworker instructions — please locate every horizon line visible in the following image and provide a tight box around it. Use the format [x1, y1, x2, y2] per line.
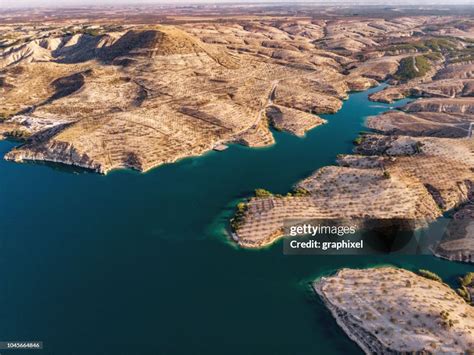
[2, 0, 473, 10]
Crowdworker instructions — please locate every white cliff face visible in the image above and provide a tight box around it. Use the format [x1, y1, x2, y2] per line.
[4, 139, 105, 173]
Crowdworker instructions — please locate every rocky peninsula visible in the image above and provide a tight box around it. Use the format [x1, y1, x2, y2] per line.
[233, 133, 473, 248]
[314, 267, 474, 354]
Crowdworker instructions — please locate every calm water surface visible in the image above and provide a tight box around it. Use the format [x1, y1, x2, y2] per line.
[1, 85, 472, 354]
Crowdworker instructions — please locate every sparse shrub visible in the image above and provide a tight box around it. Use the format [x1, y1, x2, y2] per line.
[456, 272, 473, 304]
[230, 201, 248, 231]
[414, 141, 424, 154]
[460, 272, 474, 287]
[292, 187, 311, 197]
[418, 269, 443, 283]
[384, 38, 457, 56]
[4, 129, 30, 140]
[422, 52, 442, 61]
[456, 286, 471, 303]
[254, 188, 273, 198]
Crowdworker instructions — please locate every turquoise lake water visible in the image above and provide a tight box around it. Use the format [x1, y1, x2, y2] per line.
[1, 85, 472, 354]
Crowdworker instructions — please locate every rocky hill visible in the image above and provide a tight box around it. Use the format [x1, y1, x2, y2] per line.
[1, 22, 377, 173]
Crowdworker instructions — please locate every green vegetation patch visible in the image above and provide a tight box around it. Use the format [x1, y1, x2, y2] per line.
[424, 38, 457, 52]
[384, 42, 429, 54]
[254, 188, 273, 198]
[456, 272, 474, 304]
[384, 37, 458, 55]
[291, 187, 311, 197]
[384, 36, 474, 64]
[460, 272, 474, 287]
[457, 286, 471, 304]
[82, 28, 102, 36]
[393, 55, 431, 81]
[417, 269, 443, 283]
[62, 26, 103, 37]
[230, 202, 248, 232]
[231, 186, 311, 231]
[422, 52, 443, 61]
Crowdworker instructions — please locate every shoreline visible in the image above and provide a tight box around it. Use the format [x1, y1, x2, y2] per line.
[313, 267, 474, 353]
[230, 83, 429, 249]
[313, 274, 380, 355]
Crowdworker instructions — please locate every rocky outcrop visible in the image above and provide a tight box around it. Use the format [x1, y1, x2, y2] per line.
[5, 140, 104, 172]
[405, 97, 474, 115]
[366, 109, 473, 138]
[273, 82, 343, 114]
[435, 63, 474, 80]
[370, 79, 474, 103]
[266, 105, 326, 137]
[368, 86, 409, 103]
[345, 76, 378, 92]
[350, 56, 404, 81]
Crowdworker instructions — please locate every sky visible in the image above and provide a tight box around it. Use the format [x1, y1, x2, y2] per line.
[1, 0, 473, 9]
